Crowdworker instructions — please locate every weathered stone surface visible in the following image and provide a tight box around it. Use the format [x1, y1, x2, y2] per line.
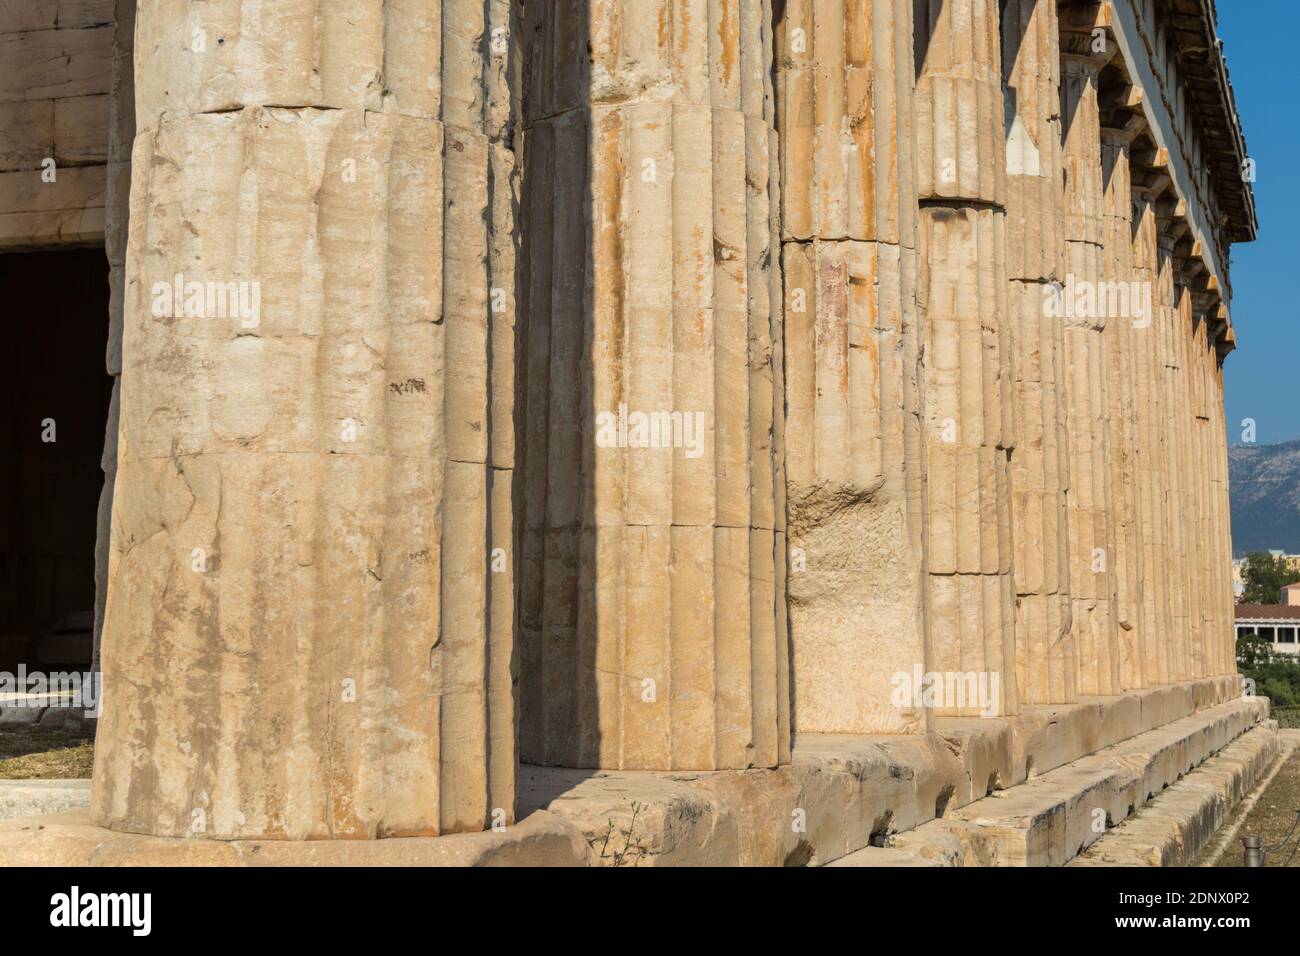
[518, 1, 788, 770]
[914, 0, 1006, 205]
[1102, 127, 1146, 690]
[1132, 194, 1173, 684]
[882, 697, 1268, 867]
[782, 240, 925, 734]
[1070, 722, 1279, 866]
[915, 0, 1017, 719]
[91, 2, 521, 840]
[0, 808, 592, 866]
[52, 93, 108, 164]
[510, 678, 1250, 866]
[919, 202, 1017, 718]
[776, 0, 913, 244]
[0, 25, 111, 103]
[92, 0, 132, 667]
[776, 0, 926, 734]
[0, 100, 54, 172]
[0, 780, 91, 822]
[0, 0, 60, 34]
[0, 0, 1260, 864]
[1002, 0, 1064, 281]
[57, 0, 114, 30]
[132, 0, 517, 143]
[1003, 0, 1073, 705]
[522, 0, 772, 121]
[1061, 52, 1120, 698]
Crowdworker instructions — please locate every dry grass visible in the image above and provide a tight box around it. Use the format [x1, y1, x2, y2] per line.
[0, 726, 94, 779]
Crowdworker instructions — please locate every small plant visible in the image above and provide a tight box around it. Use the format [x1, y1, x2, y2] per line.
[594, 801, 651, 867]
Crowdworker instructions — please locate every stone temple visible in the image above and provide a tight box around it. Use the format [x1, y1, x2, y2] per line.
[0, 1, 1274, 865]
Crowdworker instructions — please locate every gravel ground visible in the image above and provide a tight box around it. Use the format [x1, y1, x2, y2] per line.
[0, 726, 94, 779]
[1211, 743, 1300, 867]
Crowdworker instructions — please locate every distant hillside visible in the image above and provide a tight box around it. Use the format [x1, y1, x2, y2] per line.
[1228, 439, 1300, 557]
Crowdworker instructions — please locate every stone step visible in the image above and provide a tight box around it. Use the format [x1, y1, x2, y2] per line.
[829, 697, 1269, 866]
[1068, 724, 1281, 866]
[0, 779, 91, 822]
[515, 677, 1248, 866]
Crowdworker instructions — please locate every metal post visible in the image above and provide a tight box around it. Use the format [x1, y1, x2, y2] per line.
[1242, 835, 1265, 867]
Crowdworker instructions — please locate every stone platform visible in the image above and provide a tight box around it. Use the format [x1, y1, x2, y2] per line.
[0, 677, 1255, 867]
[832, 700, 1272, 866]
[515, 677, 1249, 866]
[0, 808, 591, 867]
[0, 779, 90, 822]
[1069, 724, 1285, 866]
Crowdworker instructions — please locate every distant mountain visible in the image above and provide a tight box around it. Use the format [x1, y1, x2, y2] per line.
[1228, 439, 1300, 557]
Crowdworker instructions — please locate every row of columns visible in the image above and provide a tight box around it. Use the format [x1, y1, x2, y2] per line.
[93, 0, 1242, 840]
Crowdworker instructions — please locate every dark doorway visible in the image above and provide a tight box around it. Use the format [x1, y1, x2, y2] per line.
[0, 249, 111, 674]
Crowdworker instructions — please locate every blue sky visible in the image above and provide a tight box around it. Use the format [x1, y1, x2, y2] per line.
[1218, 1, 1300, 445]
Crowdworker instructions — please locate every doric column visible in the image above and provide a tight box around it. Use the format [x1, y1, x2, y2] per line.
[1003, 0, 1074, 704]
[774, 0, 927, 734]
[1132, 193, 1172, 684]
[92, 0, 135, 674]
[915, 0, 1018, 717]
[1156, 229, 1190, 680]
[1192, 311, 1214, 677]
[1211, 356, 1235, 675]
[1059, 45, 1119, 696]
[1177, 282, 1207, 677]
[519, 1, 788, 769]
[1101, 125, 1145, 690]
[94, 1, 520, 839]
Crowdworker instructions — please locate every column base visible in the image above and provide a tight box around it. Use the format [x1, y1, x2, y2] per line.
[0, 809, 590, 866]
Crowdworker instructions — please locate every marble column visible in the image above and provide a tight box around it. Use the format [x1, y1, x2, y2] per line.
[1131, 192, 1172, 684]
[1101, 125, 1146, 690]
[1003, 0, 1074, 704]
[93, 0, 521, 839]
[1178, 282, 1207, 677]
[775, 0, 928, 734]
[1210, 355, 1235, 675]
[93, 0, 135, 674]
[915, 0, 1018, 718]
[1157, 230, 1190, 680]
[1190, 304, 1211, 671]
[1060, 50, 1119, 696]
[519, 0, 789, 769]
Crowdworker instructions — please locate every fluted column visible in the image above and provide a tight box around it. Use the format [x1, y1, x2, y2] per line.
[94, 1, 520, 839]
[915, 0, 1018, 718]
[1101, 127, 1145, 690]
[1211, 356, 1235, 675]
[1191, 312, 1213, 682]
[519, 1, 788, 769]
[1202, 339, 1218, 675]
[93, 0, 135, 674]
[1178, 283, 1207, 677]
[1156, 231, 1190, 680]
[1060, 52, 1119, 696]
[1003, 0, 1074, 704]
[1132, 194, 1172, 684]
[773, 0, 926, 734]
